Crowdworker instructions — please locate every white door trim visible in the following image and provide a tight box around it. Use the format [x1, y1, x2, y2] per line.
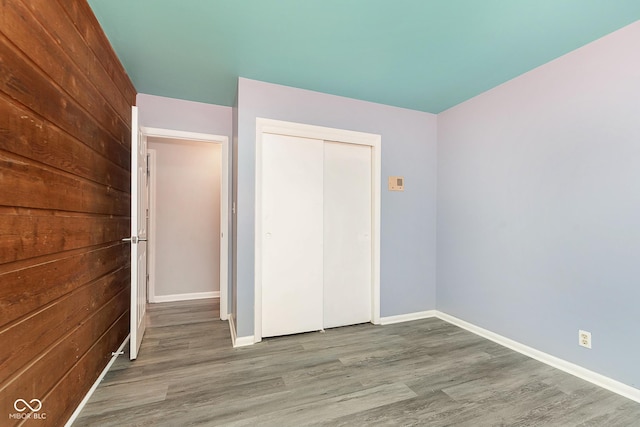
[142, 126, 230, 321]
[254, 118, 382, 343]
[147, 148, 157, 303]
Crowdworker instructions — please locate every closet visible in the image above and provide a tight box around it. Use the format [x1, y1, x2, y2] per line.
[260, 133, 372, 337]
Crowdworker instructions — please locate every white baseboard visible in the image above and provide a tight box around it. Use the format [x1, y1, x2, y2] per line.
[234, 335, 255, 347]
[152, 291, 220, 303]
[435, 311, 640, 404]
[64, 334, 130, 427]
[228, 314, 254, 348]
[379, 310, 437, 325]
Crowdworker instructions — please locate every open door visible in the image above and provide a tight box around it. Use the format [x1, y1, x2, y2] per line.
[126, 106, 148, 360]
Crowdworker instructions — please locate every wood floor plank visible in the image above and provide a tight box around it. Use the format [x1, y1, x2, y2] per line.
[73, 299, 640, 426]
[225, 383, 417, 427]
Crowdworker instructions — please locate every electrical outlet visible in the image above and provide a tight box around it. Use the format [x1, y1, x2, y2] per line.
[579, 330, 592, 349]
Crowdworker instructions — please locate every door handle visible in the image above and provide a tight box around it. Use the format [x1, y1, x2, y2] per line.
[122, 236, 148, 243]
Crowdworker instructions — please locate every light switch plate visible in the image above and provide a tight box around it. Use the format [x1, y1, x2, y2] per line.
[388, 176, 404, 191]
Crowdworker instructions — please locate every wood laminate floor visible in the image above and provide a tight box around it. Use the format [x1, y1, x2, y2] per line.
[74, 299, 640, 426]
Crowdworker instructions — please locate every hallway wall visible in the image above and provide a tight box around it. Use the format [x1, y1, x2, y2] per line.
[149, 138, 222, 299]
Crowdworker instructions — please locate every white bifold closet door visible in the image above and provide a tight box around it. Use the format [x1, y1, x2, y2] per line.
[261, 133, 372, 338]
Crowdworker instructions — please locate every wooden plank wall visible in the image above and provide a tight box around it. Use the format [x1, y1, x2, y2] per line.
[0, 1, 136, 425]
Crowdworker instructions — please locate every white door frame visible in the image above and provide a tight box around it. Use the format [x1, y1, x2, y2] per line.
[146, 148, 157, 302]
[254, 118, 382, 343]
[142, 127, 230, 321]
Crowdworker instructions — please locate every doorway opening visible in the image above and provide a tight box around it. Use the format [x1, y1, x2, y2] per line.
[142, 127, 229, 320]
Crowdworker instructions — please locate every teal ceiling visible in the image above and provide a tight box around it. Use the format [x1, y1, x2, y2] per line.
[88, 1, 640, 113]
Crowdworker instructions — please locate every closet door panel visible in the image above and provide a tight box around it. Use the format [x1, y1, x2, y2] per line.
[261, 133, 324, 337]
[323, 142, 372, 328]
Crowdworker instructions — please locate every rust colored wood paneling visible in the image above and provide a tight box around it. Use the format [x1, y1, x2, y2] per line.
[0, 33, 130, 170]
[0, 1, 135, 425]
[0, 208, 129, 264]
[0, 288, 130, 423]
[10, 0, 133, 123]
[56, 0, 138, 106]
[0, 150, 130, 216]
[38, 312, 130, 427]
[0, 95, 130, 192]
[2, 0, 131, 148]
[0, 243, 129, 327]
[0, 266, 129, 384]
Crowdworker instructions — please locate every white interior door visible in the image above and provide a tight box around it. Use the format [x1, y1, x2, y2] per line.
[261, 133, 324, 337]
[323, 142, 372, 328]
[129, 106, 148, 360]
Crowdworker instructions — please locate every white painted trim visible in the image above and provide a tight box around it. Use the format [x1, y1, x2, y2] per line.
[234, 335, 255, 347]
[152, 291, 220, 303]
[379, 310, 437, 325]
[254, 118, 382, 342]
[141, 127, 224, 143]
[258, 120, 382, 146]
[147, 149, 157, 303]
[371, 138, 382, 326]
[219, 137, 229, 321]
[64, 334, 130, 427]
[142, 127, 229, 321]
[436, 311, 640, 404]
[229, 314, 238, 346]
[228, 314, 254, 348]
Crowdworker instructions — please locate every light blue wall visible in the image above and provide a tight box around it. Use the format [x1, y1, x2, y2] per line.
[137, 93, 232, 136]
[437, 22, 640, 388]
[235, 78, 438, 337]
